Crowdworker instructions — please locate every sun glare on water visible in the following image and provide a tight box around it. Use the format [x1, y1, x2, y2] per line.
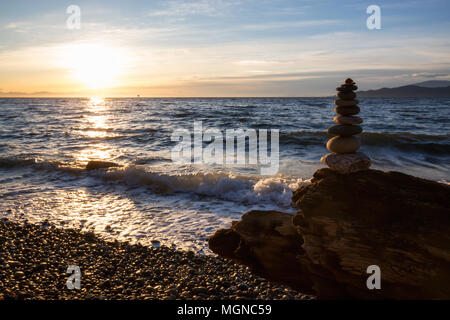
[88, 96, 105, 106]
[59, 44, 127, 89]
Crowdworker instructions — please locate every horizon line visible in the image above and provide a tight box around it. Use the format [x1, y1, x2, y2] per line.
[0, 96, 337, 99]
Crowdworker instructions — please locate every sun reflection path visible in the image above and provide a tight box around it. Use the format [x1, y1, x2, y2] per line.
[63, 189, 136, 233]
[74, 97, 122, 165]
[88, 96, 105, 107]
[76, 144, 115, 163]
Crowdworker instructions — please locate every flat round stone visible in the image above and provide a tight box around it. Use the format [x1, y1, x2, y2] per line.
[336, 85, 357, 92]
[334, 99, 359, 107]
[334, 106, 360, 115]
[333, 115, 363, 125]
[327, 124, 362, 136]
[320, 152, 371, 173]
[326, 136, 360, 153]
[336, 91, 356, 100]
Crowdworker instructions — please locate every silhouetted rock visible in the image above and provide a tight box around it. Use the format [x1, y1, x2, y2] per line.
[85, 160, 120, 170]
[209, 210, 316, 294]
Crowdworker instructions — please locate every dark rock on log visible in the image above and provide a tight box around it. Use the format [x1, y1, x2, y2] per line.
[209, 169, 450, 299]
[208, 210, 316, 294]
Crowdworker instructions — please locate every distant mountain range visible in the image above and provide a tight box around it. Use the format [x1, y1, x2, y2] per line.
[358, 80, 450, 98]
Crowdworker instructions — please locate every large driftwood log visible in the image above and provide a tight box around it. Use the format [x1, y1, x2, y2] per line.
[209, 169, 450, 299]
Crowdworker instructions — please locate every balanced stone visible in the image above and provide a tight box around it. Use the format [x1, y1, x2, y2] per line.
[327, 124, 362, 136]
[336, 85, 357, 92]
[320, 152, 371, 173]
[336, 91, 356, 100]
[333, 115, 363, 125]
[334, 105, 360, 115]
[334, 99, 358, 107]
[326, 136, 360, 153]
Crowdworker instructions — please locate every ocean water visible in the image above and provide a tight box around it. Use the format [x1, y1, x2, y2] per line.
[1, 97, 449, 253]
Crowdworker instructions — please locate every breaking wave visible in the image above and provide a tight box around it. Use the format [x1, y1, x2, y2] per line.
[0, 157, 309, 208]
[103, 166, 308, 207]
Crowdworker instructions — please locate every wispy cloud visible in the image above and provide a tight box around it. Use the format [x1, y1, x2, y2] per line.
[149, 0, 239, 17]
[241, 19, 340, 31]
[4, 21, 28, 32]
[411, 72, 450, 79]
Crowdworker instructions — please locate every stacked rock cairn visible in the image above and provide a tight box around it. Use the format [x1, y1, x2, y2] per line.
[321, 78, 371, 173]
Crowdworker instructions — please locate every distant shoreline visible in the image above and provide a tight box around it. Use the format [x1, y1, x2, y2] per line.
[3, 81, 450, 99]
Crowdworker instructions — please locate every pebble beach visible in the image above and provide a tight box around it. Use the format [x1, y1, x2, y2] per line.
[0, 218, 312, 300]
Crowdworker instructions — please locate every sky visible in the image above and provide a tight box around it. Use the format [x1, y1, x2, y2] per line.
[0, 0, 449, 97]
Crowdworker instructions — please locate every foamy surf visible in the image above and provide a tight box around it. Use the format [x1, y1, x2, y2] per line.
[104, 166, 309, 207]
[0, 157, 309, 208]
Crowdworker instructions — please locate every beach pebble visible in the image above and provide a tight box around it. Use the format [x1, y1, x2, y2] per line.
[238, 283, 249, 291]
[334, 106, 360, 116]
[326, 136, 360, 153]
[327, 125, 362, 136]
[333, 115, 363, 125]
[334, 99, 359, 107]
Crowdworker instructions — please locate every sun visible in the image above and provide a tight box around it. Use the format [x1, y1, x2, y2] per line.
[59, 43, 127, 89]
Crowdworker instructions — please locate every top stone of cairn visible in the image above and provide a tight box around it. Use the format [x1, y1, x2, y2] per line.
[336, 78, 357, 92]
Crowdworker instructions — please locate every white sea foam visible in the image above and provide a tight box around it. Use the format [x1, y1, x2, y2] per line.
[0, 157, 310, 208]
[101, 165, 310, 208]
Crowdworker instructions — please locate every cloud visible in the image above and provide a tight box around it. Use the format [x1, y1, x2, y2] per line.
[241, 19, 341, 31]
[0, 90, 55, 97]
[197, 68, 450, 81]
[234, 60, 281, 65]
[3, 22, 28, 32]
[411, 72, 450, 79]
[4, 22, 19, 29]
[149, 0, 238, 17]
[381, 0, 442, 9]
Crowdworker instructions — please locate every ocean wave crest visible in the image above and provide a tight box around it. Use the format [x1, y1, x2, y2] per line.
[0, 157, 308, 208]
[102, 166, 308, 207]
